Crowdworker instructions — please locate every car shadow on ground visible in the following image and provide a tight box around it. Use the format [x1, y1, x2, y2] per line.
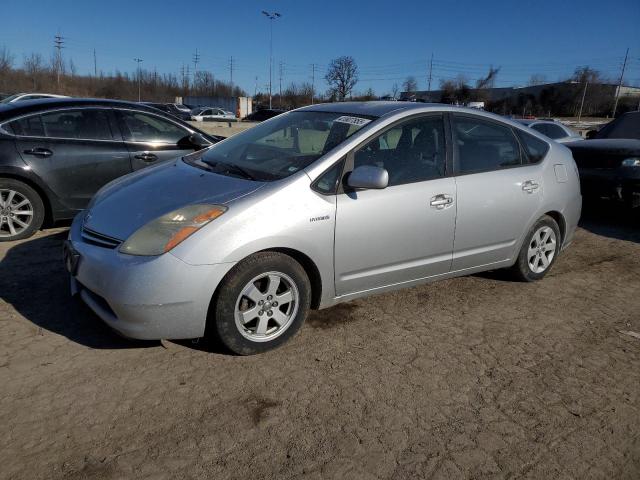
[578, 200, 640, 244]
[2, 201, 637, 351]
[0, 230, 159, 349]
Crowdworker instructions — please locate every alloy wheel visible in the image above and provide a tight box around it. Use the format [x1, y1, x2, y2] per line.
[234, 271, 299, 342]
[0, 189, 34, 239]
[527, 226, 557, 274]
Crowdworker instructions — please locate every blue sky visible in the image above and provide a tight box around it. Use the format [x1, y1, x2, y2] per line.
[1, 0, 638, 96]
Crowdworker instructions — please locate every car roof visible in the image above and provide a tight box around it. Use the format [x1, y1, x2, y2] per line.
[297, 101, 435, 117]
[0, 97, 166, 121]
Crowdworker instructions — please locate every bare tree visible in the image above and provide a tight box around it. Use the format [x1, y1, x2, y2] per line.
[476, 66, 500, 89]
[527, 74, 547, 86]
[391, 83, 399, 99]
[325, 56, 358, 101]
[0, 46, 13, 72]
[23, 53, 44, 90]
[403, 76, 418, 93]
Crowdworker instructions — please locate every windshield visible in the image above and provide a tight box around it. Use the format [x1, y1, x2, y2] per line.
[0, 94, 21, 103]
[185, 111, 376, 181]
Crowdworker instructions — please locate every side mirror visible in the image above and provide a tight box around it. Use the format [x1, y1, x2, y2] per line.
[347, 165, 389, 190]
[187, 133, 211, 150]
[585, 129, 597, 139]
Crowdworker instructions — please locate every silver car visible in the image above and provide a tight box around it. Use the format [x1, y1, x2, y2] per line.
[65, 102, 582, 354]
[515, 119, 583, 143]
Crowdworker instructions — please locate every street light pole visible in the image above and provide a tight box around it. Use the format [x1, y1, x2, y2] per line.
[262, 10, 281, 109]
[134, 58, 143, 101]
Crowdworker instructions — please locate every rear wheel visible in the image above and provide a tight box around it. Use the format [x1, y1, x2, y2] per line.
[210, 252, 311, 355]
[0, 179, 45, 241]
[510, 215, 561, 282]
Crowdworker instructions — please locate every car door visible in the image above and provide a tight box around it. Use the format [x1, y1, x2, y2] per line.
[334, 113, 456, 296]
[9, 107, 131, 210]
[115, 109, 198, 170]
[451, 114, 543, 271]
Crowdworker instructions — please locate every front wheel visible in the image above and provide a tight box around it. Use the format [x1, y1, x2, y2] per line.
[210, 252, 311, 355]
[510, 215, 561, 282]
[0, 179, 45, 241]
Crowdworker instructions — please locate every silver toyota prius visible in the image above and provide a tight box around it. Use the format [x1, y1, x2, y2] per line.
[65, 102, 581, 354]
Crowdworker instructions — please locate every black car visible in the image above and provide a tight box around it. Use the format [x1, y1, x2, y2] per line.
[140, 102, 192, 121]
[567, 111, 640, 208]
[241, 109, 285, 122]
[0, 98, 219, 241]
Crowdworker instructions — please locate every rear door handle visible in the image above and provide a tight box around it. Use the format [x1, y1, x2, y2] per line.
[522, 180, 539, 193]
[430, 194, 454, 209]
[134, 152, 158, 162]
[23, 148, 53, 157]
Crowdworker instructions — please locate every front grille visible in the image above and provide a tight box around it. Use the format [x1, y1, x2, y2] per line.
[81, 227, 122, 249]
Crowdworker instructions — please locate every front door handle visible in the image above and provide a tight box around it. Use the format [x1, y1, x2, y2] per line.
[134, 152, 158, 162]
[430, 194, 454, 209]
[23, 147, 53, 157]
[522, 180, 539, 193]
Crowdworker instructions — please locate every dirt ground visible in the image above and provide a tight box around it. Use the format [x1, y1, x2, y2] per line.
[1, 204, 639, 480]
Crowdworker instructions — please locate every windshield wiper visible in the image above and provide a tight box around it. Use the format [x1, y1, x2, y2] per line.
[202, 159, 257, 181]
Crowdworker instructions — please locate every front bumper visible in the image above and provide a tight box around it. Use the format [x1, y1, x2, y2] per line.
[67, 214, 236, 340]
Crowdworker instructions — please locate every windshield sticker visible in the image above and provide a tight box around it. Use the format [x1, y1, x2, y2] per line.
[334, 116, 371, 127]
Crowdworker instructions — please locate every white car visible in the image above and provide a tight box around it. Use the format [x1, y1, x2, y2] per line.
[516, 119, 582, 143]
[173, 103, 192, 113]
[191, 107, 237, 122]
[0, 93, 69, 103]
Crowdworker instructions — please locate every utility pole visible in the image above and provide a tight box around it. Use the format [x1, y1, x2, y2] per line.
[311, 63, 316, 104]
[192, 48, 200, 88]
[577, 80, 588, 123]
[611, 48, 629, 118]
[229, 56, 234, 94]
[427, 52, 433, 92]
[254, 76, 258, 97]
[54, 34, 65, 88]
[134, 58, 143, 101]
[278, 62, 284, 107]
[93, 48, 97, 77]
[262, 10, 282, 109]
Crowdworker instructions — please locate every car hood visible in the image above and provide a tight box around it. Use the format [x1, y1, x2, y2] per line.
[84, 159, 264, 240]
[567, 138, 640, 155]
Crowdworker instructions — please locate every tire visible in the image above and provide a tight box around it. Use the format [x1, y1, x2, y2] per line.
[510, 215, 561, 282]
[0, 178, 45, 242]
[209, 252, 311, 355]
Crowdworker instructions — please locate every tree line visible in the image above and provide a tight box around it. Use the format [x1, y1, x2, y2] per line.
[0, 46, 245, 103]
[1, 45, 636, 116]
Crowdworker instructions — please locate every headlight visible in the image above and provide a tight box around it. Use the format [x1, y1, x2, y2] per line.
[621, 158, 640, 167]
[120, 204, 227, 256]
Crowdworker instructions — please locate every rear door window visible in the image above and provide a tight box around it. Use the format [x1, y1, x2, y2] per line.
[453, 115, 522, 174]
[40, 109, 114, 140]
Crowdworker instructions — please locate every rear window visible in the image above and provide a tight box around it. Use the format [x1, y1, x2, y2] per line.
[8, 115, 45, 136]
[596, 113, 640, 139]
[516, 129, 549, 164]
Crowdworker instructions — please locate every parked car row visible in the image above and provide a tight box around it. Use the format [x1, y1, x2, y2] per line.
[0, 98, 220, 240]
[2, 95, 638, 355]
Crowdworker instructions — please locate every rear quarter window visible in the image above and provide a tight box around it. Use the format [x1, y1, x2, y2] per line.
[516, 129, 550, 164]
